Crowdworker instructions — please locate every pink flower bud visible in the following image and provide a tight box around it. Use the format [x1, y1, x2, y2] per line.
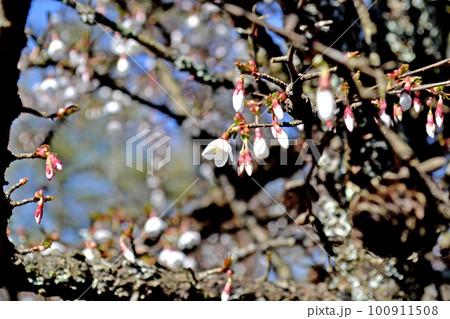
[403, 78, 411, 92]
[343, 106, 355, 132]
[234, 112, 245, 123]
[221, 276, 232, 301]
[379, 99, 387, 114]
[271, 121, 289, 149]
[394, 104, 403, 122]
[232, 75, 245, 113]
[34, 198, 44, 224]
[119, 235, 136, 263]
[48, 154, 63, 171]
[413, 97, 422, 113]
[237, 148, 245, 176]
[426, 110, 436, 138]
[244, 149, 253, 176]
[316, 89, 336, 122]
[36, 144, 50, 158]
[45, 157, 54, 181]
[34, 189, 43, 200]
[271, 98, 284, 120]
[435, 96, 444, 128]
[254, 128, 269, 160]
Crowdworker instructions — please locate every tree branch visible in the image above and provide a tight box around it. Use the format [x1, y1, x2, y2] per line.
[58, 0, 234, 89]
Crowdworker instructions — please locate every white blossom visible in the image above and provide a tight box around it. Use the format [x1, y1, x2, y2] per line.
[202, 138, 233, 167]
[177, 230, 201, 250]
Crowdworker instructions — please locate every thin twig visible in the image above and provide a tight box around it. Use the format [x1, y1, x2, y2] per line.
[5, 178, 28, 200]
[398, 58, 450, 79]
[10, 197, 38, 208]
[247, 119, 303, 128]
[256, 72, 288, 89]
[388, 80, 450, 95]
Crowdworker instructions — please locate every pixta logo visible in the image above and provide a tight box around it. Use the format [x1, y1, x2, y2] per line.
[126, 129, 171, 175]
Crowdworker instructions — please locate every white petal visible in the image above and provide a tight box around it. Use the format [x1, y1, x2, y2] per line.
[214, 152, 229, 167]
[245, 163, 253, 176]
[221, 292, 230, 301]
[271, 127, 277, 139]
[232, 91, 244, 113]
[278, 130, 289, 149]
[254, 138, 269, 159]
[436, 117, 443, 128]
[237, 163, 244, 175]
[201, 139, 221, 158]
[124, 249, 136, 263]
[316, 89, 336, 121]
[344, 116, 354, 132]
[426, 124, 435, 138]
[273, 105, 284, 120]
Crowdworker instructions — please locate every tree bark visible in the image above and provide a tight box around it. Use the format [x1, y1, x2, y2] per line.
[0, 0, 31, 299]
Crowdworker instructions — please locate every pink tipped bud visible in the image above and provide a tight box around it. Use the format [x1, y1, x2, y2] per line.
[119, 235, 136, 263]
[379, 99, 387, 114]
[343, 106, 355, 132]
[403, 79, 411, 92]
[221, 277, 232, 301]
[413, 97, 422, 113]
[36, 144, 50, 158]
[435, 96, 444, 128]
[48, 154, 63, 171]
[272, 98, 284, 120]
[237, 149, 245, 176]
[34, 198, 44, 224]
[45, 157, 54, 181]
[254, 128, 270, 160]
[232, 76, 245, 113]
[426, 110, 436, 138]
[394, 104, 403, 122]
[19, 177, 29, 185]
[34, 189, 43, 200]
[234, 113, 245, 123]
[244, 149, 253, 176]
[271, 121, 289, 149]
[316, 89, 336, 122]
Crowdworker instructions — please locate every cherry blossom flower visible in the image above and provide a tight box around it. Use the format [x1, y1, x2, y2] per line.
[271, 98, 284, 120]
[253, 128, 269, 160]
[158, 248, 186, 270]
[413, 92, 422, 113]
[237, 139, 253, 176]
[144, 213, 167, 240]
[435, 96, 444, 128]
[343, 106, 355, 132]
[426, 110, 436, 138]
[48, 31, 66, 60]
[378, 99, 392, 127]
[232, 75, 245, 113]
[394, 104, 403, 122]
[119, 234, 136, 263]
[271, 121, 289, 149]
[177, 230, 201, 250]
[221, 270, 233, 301]
[202, 138, 233, 167]
[316, 89, 336, 123]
